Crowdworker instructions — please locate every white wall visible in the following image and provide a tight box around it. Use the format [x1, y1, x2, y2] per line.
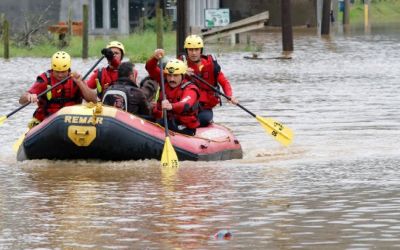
[187, 0, 220, 33]
[88, 0, 129, 35]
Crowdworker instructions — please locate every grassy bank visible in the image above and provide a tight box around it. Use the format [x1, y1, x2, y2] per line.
[0, 31, 176, 62]
[349, 0, 400, 24]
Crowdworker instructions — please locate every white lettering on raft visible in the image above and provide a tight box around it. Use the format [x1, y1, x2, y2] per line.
[64, 116, 103, 124]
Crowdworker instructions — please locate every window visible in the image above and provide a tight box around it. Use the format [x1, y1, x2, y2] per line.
[95, 0, 103, 28]
[110, 0, 118, 28]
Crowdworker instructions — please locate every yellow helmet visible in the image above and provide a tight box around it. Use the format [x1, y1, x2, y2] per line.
[51, 51, 71, 71]
[164, 59, 187, 75]
[184, 35, 204, 49]
[106, 40, 125, 55]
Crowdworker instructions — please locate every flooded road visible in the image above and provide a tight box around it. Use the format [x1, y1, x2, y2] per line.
[1, 28, 400, 249]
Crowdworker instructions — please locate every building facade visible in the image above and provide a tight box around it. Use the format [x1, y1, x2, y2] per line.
[0, 0, 328, 35]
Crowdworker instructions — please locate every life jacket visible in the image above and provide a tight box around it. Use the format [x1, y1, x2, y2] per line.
[34, 70, 81, 121]
[95, 67, 118, 99]
[180, 54, 222, 109]
[158, 81, 200, 129]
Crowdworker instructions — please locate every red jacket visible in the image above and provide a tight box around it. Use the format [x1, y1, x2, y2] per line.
[146, 58, 200, 129]
[145, 57, 163, 83]
[152, 81, 200, 129]
[28, 70, 82, 121]
[180, 54, 233, 109]
[87, 66, 119, 99]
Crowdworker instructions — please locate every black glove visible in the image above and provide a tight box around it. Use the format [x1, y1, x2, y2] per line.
[101, 48, 114, 61]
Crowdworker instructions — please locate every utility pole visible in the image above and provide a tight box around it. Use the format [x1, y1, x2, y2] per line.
[343, 0, 350, 25]
[281, 0, 293, 52]
[176, 0, 188, 55]
[321, 0, 332, 35]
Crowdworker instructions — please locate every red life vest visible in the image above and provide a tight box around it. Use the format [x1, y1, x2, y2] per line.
[156, 81, 200, 129]
[95, 67, 119, 98]
[34, 70, 82, 121]
[182, 54, 221, 109]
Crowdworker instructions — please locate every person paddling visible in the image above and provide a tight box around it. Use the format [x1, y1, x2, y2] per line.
[146, 56, 200, 136]
[179, 35, 238, 127]
[19, 51, 96, 128]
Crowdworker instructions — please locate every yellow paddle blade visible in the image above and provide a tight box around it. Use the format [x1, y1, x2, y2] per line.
[0, 115, 6, 125]
[13, 132, 26, 152]
[256, 115, 294, 146]
[161, 136, 179, 168]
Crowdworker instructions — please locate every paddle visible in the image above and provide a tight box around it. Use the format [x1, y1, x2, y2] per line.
[159, 59, 179, 168]
[8, 55, 105, 151]
[191, 74, 294, 146]
[12, 129, 28, 152]
[0, 55, 105, 126]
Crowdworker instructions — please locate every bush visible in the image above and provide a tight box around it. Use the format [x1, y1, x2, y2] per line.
[140, 15, 173, 32]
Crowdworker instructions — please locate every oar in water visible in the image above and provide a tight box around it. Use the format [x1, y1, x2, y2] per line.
[191, 74, 294, 146]
[159, 59, 179, 168]
[1, 55, 105, 126]
[9, 55, 105, 151]
[12, 129, 28, 152]
[0, 77, 71, 126]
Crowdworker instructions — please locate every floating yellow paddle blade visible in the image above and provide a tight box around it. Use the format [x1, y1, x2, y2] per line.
[191, 74, 295, 147]
[12, 132, 27, 152]
[161, 136, 179, 168]
[256, 115, 294, 146]
[0, 115, 6, 125]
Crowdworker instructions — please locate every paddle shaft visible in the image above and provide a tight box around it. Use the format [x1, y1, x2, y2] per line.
[191, 74, 257, 118]
[5, 56, 105, 120]
[192, 74, 293, 145]
[159, 59, 170, 137]
[159, 59, 180, 168]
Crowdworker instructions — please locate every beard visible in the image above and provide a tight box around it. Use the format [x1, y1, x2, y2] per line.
[168, 80, 179, 88]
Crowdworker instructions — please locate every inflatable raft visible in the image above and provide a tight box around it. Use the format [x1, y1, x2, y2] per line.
[17, 103, 243, 161]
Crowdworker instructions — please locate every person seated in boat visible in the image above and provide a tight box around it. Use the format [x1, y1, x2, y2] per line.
[102, 62, 152, 117]
[19, 51, 97, 128]
[139, 76, 159, 103]
[86, 41, 134, 100]
[179, 35, 238, 127]
[146, 57, 200, 136]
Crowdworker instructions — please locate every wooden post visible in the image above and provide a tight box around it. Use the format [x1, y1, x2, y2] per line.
[343, 0, 350, 25]
[364, 0, 369, 30]
[3, 18, 9, 59]
[281, 0, 293, 52]
[0, 13, 4, 31]
[156, 1, 163, 49]
[321, 0, 332, 35]
[68, 7, 73, 37]
[176, 0, 188, 55]
[65, 6, 72, 47]
[82, 4, 89, 59]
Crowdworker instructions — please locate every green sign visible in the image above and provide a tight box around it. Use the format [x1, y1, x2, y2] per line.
[204, 8, 230, 28]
